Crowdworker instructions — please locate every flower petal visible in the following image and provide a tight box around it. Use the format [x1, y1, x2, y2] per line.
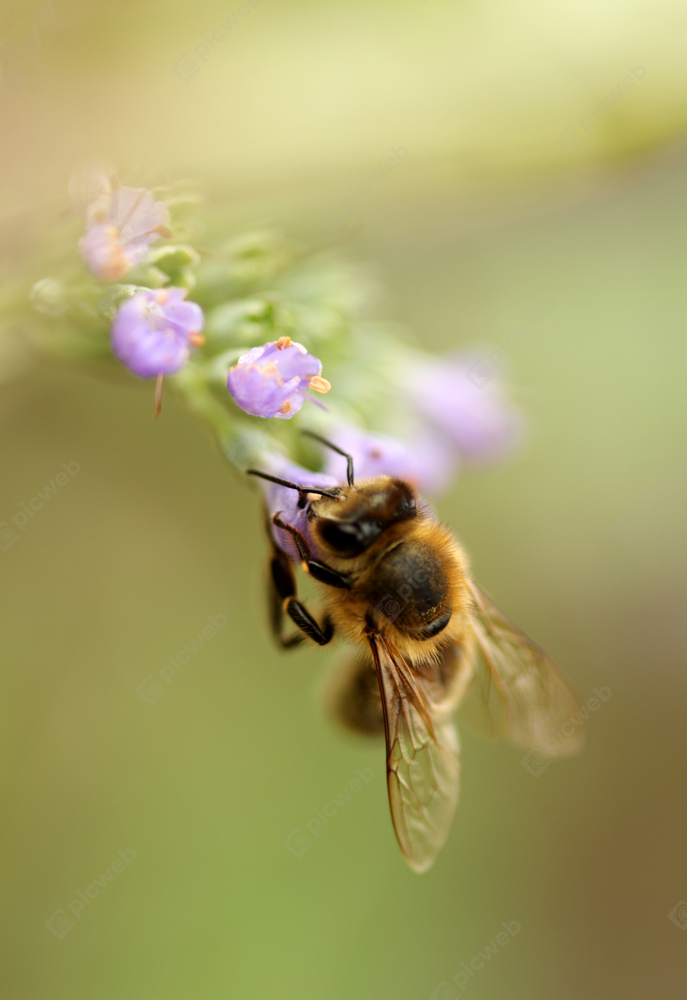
[82, 187, 169, 281]
[227, 339, 327, 420]
[255, 454, 338, 558]
[111, 288, 203, 378]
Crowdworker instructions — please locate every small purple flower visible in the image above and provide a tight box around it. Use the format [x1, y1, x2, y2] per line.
[81, 186, 170, 281]
[320, 424, 456, 495]
[402, 354, 523, 463]
[255, 453, 338, 559]
[111, 288, 204, 378]
[227, 337, 330, 419]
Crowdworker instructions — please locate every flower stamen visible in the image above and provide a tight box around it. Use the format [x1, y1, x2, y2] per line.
[308, 376, 331, 394]
[226, 338, 329, 420]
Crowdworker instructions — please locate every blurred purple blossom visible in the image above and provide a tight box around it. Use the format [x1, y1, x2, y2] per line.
[402, 353, 523, 464]
[227, 337, 330, 419]
[111, 288, 204, 378]
[320, 424, 456, 495]
[80, 186, 170, 281]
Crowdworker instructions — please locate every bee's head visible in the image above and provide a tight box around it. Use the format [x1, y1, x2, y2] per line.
[309, 476, 417, 558]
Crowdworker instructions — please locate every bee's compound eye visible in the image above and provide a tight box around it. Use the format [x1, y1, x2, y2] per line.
[319, 520, 364, 556]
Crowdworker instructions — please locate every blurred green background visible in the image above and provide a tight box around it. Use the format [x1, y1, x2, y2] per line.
[2, 1, 687, 998]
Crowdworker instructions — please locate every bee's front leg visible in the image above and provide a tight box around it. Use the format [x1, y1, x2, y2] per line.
[272, 513, 351, 590]
[282, 595, 334, 646]
[267, 547, 305, 649]
[265, 514, 336, 647]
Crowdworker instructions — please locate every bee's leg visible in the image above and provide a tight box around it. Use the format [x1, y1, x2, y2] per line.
[283, 598, 334, 646]
[267, 548, 306, 649]
[266, 525, 335, 647]
[272, 513, 351, 590]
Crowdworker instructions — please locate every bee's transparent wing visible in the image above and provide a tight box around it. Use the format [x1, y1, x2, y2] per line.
[369, 635, 463, 873]
[460, 579, 585, 757]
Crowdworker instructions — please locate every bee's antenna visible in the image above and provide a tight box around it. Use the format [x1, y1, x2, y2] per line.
[246, 469, 340, 499]
[301, 430, 355, 486]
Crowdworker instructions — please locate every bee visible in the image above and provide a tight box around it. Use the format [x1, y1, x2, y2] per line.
[249, 432, 585, 872]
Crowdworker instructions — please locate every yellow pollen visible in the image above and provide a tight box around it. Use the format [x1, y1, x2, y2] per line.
[255, 361, 283, 386]
[189, 332, 205, 346]
[101, 234, 128, 281]
[279, 399, 293, 414]
[308, 376, 331, 394]
[276, 336, 292, 350]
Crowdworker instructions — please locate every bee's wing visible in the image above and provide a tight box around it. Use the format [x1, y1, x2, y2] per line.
[369, 635, 462, 873]
[460, 578, 585, 756]
[326, 640, 473, 739]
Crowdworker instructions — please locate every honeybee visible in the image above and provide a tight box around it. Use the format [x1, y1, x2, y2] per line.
[249, 433, 584, 872]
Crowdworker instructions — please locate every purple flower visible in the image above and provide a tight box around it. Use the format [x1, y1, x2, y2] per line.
[255, 453, 338, 559]
[402, 353, 523, 463]
[320, 424, 456, 495]
[227, 337, 330, 419]
[111, 288, 204, 378]
[81, 186, 170, 281]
